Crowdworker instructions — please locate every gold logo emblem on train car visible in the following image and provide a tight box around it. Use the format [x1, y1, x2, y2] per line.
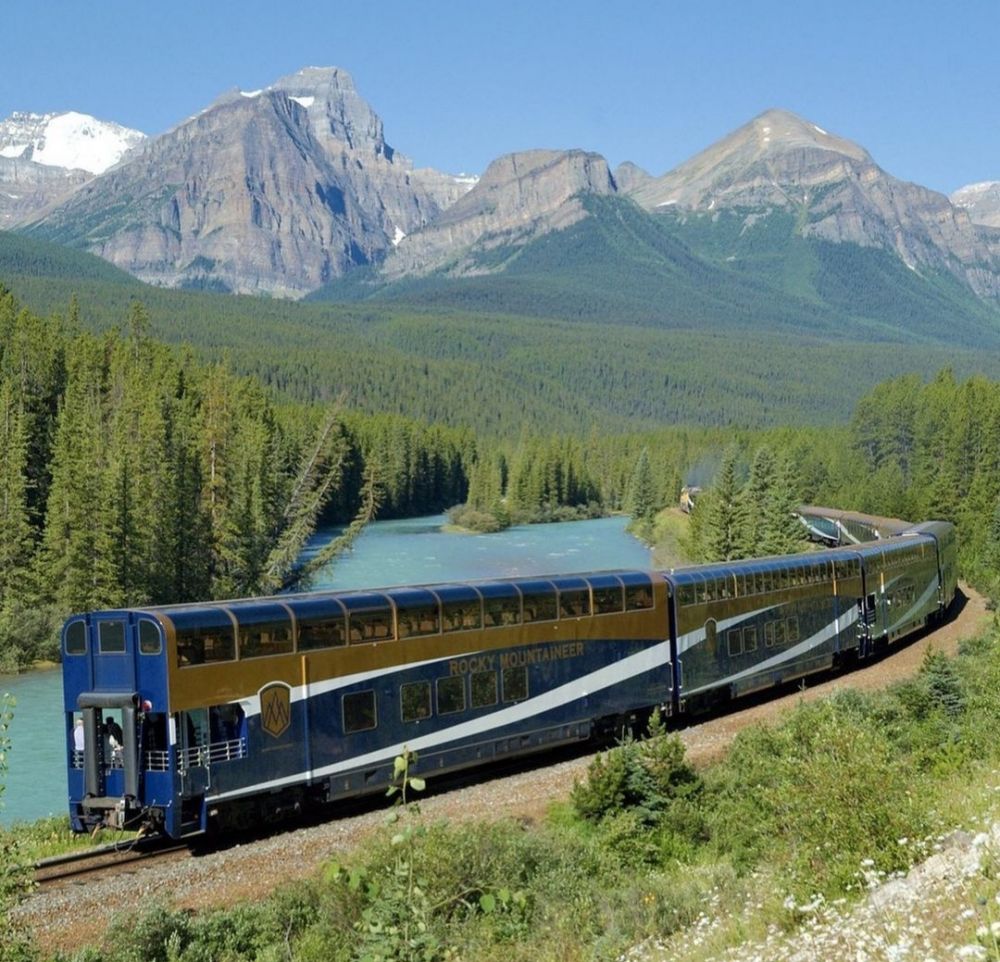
[260, 683, 291, 738]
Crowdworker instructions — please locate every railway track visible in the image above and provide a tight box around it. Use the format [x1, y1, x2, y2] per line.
[34, 836, 191, 889]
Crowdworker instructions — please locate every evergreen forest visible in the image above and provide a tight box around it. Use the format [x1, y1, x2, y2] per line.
[4, 234, 1000, 671]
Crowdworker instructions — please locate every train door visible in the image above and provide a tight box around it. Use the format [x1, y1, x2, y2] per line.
[176, 707, 211, 803]
[92, 615, 136, 691]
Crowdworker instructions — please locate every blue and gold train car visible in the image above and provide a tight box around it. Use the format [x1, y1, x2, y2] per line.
[61, 507, 958, 839]
[63, 571, 665, 837]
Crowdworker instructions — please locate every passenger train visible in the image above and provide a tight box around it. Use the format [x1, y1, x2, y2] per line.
[61, 506, 957, 839]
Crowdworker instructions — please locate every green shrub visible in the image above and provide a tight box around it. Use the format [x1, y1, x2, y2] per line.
[704, 698, 932, 897]
[571, 719, 703, 830]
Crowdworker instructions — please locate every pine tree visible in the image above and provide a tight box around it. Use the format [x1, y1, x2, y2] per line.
[700, 449, 746, 562]
[626, 447, 656, 525]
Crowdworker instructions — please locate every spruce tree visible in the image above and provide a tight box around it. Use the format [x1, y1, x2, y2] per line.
[701, 449, 746, 562]
[626, 447, 656, 525]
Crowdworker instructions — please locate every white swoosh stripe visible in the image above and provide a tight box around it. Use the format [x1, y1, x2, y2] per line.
[886, 577, 938, 634]
[207, 639, 672, 802]
[682, 607, 858, 696]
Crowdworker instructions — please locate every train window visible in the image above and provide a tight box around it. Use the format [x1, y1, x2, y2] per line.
[593, 586, 624, 614]
[502, 665, 528, 703]
[99, 621, 126, 654]
[625, 585, 653, 610]
[776, 620, 787, 644]
[559, 589, 591, 619]
[299, 616, 347, 650]
[349, 611, 394, 644]
[240, 621, 293, 659]
[754, 572, 765, 595]
[436, 676, 466, 715]
[139, 620, 162, 655]
[442, 601, 482, 632]
[694, 582, 708, 604]
[471, 671, 498, 708]
[174, 610, 236, 666]
[677, 584, 695, 607]
[764, 623, 776, 648]
[397, 606, 441, 638]
[727, 629, 742, 657]
[522, 592, 558, 623]
[743, 626, 758, 652]
[705, 618, 717, 649]
[65, 621, 86, 655]
[484, 596, 521, 628]
[343, 691, 376, 734]
[401, 681, 432, 723]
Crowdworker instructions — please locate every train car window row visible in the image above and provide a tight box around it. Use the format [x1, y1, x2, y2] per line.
[887, 583, 916, 607]
[677, 560, 849, 607]
[728, 616, 801, 656]
[353, 666, 532, 732]
[174, 575, 654, 667]
[764, 617, 801, 648]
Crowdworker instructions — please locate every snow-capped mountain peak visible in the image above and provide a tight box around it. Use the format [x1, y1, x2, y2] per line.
[0, 110, 146, 174]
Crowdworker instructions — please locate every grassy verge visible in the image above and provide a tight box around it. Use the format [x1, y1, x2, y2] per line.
[649, 507, 693, 568]
[44, 623, 1000, 962]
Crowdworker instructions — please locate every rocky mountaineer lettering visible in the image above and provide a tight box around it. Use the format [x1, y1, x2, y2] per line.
[499, 642, 584, 670]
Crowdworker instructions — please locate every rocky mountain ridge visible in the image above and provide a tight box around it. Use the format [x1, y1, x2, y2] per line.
[11, 79, 1000, 304]
[951, 181, 1000, 229]
[0, 110, 145, 228]
[626, 109, 1000, 299]
[19, 68, 475, 295]
[381, 149, 615, 278]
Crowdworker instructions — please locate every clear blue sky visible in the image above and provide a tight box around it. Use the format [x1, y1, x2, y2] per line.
[3, 0, 998, 194]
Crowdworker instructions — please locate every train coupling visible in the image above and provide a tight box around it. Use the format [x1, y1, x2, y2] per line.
[81, 794, 144, 832]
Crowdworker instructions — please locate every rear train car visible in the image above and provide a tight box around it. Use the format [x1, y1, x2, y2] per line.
[62, 571, 668, 837]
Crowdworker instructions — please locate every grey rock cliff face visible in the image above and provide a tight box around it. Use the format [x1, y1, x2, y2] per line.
[952, 182, 1000, 229]
[630, 109, 1000, 298]
[381, 149, 616, 278]
[0, 157, 90, 227]
[612, 161, 652, 194]
[24, 68, 469, 296]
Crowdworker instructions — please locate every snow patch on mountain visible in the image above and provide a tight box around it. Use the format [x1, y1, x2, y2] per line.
[0, 111, 146, 174]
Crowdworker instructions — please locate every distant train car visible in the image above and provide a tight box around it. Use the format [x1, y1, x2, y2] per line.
[61, 508, 957, 839]
[667, 548, 864, 709]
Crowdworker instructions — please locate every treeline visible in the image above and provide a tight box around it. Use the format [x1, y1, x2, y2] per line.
[452, 429, 730, 533]
[0, 290, 471, 669]
[842, 369, 1000, 591]
[9, 266, 999, 437]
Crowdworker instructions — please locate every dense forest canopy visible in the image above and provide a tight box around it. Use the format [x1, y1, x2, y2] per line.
[1, 275, 998, 670]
